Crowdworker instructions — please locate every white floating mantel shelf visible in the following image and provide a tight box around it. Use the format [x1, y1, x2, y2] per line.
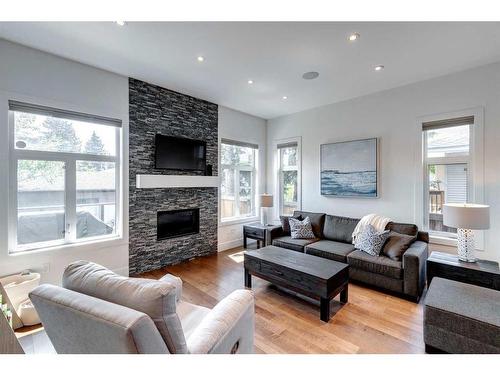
[136, 174, 219, 189]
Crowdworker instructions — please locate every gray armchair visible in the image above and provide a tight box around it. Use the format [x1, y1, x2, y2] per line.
[30, 261, 254, 354]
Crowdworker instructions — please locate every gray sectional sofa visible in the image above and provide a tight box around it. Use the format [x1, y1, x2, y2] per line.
[272, 210, 429, 301]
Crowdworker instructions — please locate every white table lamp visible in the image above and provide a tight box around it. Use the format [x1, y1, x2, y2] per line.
[260, 194, 274, 226]
[442, 203, 490, 262]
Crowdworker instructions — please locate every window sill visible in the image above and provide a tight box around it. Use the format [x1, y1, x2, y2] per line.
[220, 216, 260, 227]
[9, 235, 126, 257]
[429, 234, 457, 247]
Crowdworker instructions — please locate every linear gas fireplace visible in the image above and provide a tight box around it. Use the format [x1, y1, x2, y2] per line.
[157, 208, 200, 240]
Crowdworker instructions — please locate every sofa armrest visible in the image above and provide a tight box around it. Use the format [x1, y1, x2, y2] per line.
[403, 241, 428, 300]
[160, 274, 182, 302]
[186, 290, 254, 354]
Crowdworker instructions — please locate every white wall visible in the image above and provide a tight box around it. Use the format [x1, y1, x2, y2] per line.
[0, 39, 129, 284]
[218, 106, 267, 251]
[267, 62, 500, 262]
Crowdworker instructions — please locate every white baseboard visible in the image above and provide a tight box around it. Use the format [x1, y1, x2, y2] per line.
[218, 238, 249, 252]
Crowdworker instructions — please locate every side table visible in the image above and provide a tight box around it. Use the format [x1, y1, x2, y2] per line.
[427, 251, 500, 290]
[243, 223, 282, 249]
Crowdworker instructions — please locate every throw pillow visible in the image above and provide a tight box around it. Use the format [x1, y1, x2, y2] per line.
[382, 231, 417, 261]
[289, 217, 315, 239]
[354, 224, 390, 256]
[280, 214, 302, 234]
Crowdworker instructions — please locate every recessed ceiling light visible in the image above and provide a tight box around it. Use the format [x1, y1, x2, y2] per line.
[115, 21, 126, 26]
[374, 65, 384, 71]
[197, 56, 205, 62]
[349, 33, 360, 41]
[282, 96, 288, 100]
[302, 71, 320, 80]
[247, 80, 254, 85]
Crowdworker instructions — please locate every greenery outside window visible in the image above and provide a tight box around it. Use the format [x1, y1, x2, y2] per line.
[220, 139, 258, 221]
[8, 101, 121, 253]
[278, 141, 299, 216]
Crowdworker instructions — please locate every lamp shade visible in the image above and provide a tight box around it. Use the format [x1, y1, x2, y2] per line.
[260, 194, 274, 208]
[443, 203, 490, 230]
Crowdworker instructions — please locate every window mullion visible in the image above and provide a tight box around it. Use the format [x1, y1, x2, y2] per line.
[234, 166, 240, 217]
[65, 159, 77, 243]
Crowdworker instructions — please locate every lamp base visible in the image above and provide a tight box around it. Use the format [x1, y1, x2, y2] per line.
[457, 228, 476, 263]
[260, 207, 268, 226]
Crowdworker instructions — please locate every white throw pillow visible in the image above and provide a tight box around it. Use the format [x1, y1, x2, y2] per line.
[289, 217, 316, 239]
[354, 224, 390, 256]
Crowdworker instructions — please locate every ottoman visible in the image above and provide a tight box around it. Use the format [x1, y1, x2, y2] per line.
[424, 277, 500, 353]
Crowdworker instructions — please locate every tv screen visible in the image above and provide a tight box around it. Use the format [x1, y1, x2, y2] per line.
[155, 134, 206, 171]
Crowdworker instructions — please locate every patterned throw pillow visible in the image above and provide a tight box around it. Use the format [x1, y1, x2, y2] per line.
[354, 224, 390, 256]
[280, 215, 302, 234]
[289, 217, 316, 239]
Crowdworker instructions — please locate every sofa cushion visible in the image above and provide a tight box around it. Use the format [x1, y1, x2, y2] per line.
[323, 215, 359, 243]
[347, 250, 403, 279]
[293, 211, 326, 238]
[304, 240, 355, 263]
[382, 231, 417, 261]
[62, 260, 187, 354]
[385, 222, 419, 236]
[289, 217, 316, 239]
[280, 214, 302, 234]
[272, 236, 319, 252]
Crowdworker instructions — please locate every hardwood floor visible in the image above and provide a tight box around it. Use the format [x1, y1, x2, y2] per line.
[140, 246, 426, 354]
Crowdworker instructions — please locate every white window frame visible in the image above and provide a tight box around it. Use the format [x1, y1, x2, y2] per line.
[415, 108, 484, 249]
[220, 140, 258, 223]
[8, 105, 122, 254]
[274, 137, 302, 218]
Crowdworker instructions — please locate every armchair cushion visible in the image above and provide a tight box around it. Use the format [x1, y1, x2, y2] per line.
[63, 260, 187, 354]
[30, 284, 169, 354]
[187, 290, 254, 354]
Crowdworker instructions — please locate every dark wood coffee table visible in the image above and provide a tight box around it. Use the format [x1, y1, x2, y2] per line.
[244, 245, 349, 322]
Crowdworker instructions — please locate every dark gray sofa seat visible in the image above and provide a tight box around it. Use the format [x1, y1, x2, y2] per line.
[304, 240, 355, 263]
[347, 250, 403, 279]
[424, 277, 500, 354]
[270, 210, 428, 301]
[272, 236, 319, 253]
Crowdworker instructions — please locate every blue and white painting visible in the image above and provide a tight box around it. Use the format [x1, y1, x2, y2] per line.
[321, 138, 378, 197]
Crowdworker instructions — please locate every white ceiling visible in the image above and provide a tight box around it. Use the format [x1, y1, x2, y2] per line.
[1, 22, 500, 119]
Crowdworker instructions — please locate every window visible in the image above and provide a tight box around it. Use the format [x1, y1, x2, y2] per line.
[423, 116, 473, 237]
[9, 101, 121, 253]
[220, 139, 258, 221]
[278, 141, 300, 216]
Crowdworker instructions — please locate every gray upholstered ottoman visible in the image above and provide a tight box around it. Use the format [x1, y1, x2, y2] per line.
[424, 277, 500, 354]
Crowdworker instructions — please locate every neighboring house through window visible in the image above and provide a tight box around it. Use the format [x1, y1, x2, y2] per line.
[220, 139, 258, 221]
[8, 101, 121, 253]
[422, 115, 474, 238]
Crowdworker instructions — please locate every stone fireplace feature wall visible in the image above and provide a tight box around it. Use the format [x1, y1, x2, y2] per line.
[128, 78, 218, 275]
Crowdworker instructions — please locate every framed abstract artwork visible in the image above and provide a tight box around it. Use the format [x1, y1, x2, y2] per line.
[320, 138, 378, 197]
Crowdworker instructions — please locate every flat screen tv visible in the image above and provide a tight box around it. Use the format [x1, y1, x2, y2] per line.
[155, 134, 207, 171]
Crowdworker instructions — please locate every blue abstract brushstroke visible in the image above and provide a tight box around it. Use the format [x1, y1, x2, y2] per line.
[321, 170, 377, 197]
